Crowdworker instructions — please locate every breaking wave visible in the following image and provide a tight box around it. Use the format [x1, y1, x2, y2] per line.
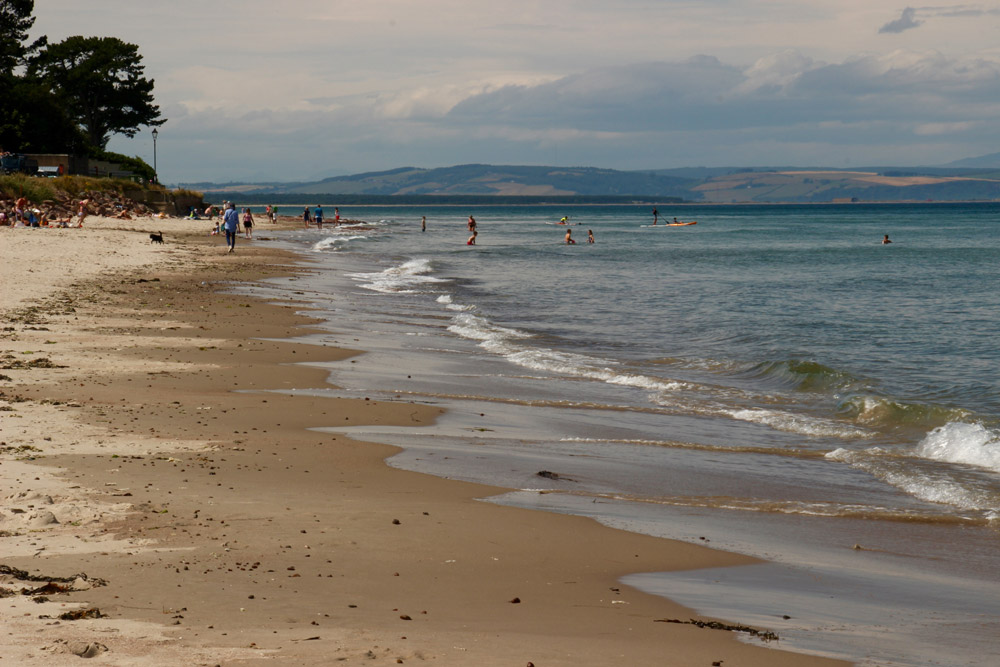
[740, 359, 861, 392]
[347, 258, 447, 293]
[837, 395, 972, 428]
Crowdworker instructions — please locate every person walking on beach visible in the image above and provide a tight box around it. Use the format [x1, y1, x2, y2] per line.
[587, 229, 595, 244]
[271, 205, 278, 223]
[421, 215, 426, 232]
[314, 205, 324, 229]
[242, 207, 254, 239]
[334, 207, 340, 225]
[223, 202, 239, 253]
[76, 199, 89, 227]
[303, 207, 311, 227]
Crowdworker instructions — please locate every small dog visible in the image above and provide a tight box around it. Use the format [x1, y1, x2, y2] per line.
[149, 232, 164, 244]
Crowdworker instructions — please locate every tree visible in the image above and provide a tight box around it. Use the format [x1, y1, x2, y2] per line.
[0, 78, 87, 153]
[28, 35, 165, 150]
[0, 1, 62, 151]
[0, 0, 46, 73]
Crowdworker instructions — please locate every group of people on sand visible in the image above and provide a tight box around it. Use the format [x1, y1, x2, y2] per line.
[302, 205, 341, 229]
[208, 201, 257, 245]
[0, 197, 91, 228]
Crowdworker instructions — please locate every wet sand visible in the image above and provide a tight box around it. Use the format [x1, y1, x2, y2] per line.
[0, 216, 847, 665]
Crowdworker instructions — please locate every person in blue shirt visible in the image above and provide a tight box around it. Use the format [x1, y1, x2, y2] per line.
[223, 202, 240, 252]
[314, 205, 324, 229]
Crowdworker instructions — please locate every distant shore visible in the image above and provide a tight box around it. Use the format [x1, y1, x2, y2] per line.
[207, 195, 1000, 208]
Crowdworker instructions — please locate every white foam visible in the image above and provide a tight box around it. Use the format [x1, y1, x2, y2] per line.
[348, 258, 446, 293]
[447, 312, 685, 394]
[437, 295, 474, 312]
[916, 422, 1000, 473]
[311, 235, 368, 252]
[726, 407, 866, 439]
[826, 446, 998, 513]
[447, 312, 531, 346]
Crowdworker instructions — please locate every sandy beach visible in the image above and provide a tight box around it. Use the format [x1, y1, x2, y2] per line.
[0, 215, 848, 665]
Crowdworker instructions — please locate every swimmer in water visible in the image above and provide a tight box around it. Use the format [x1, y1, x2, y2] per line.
[882, 234, 892, 244]
[565, 228, 576, 244]
[559, 216, 569, 225]
[587, 229, 595, 244]
[421, 215, 426, 232]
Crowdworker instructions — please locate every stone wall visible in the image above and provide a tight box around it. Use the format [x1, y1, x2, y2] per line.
[27, 154, 135, 179]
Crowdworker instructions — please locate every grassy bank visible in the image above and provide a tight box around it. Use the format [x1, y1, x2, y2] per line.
[0, 175, 203, 212]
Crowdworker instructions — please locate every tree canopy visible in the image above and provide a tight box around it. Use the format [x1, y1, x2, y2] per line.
[0, 0, 46, 73]
[28, 35, 165, 150]
[0, 1, 73, 153]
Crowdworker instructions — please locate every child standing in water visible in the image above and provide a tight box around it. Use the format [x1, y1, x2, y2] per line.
[587, 229, 595, 244]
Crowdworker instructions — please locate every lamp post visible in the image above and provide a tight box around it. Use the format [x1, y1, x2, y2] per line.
[151, 128, 158, 183]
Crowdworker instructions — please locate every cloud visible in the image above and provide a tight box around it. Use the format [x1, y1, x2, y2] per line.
[879, 7, 924, 34]
[913, 121, 978, 135]
[121, 47, 1000, 181]
[446, 50, 1000, 133]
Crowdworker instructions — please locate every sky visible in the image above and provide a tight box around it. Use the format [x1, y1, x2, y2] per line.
[28, 1, 1000, 184]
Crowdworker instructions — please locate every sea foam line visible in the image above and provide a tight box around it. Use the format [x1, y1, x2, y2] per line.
[826, 428, 1000, 516]
[348, 258, 447, 294]
[548, 489, 987, 525]
[311, 234, 370, 252]
[916, 422, 1000, 473]
[447, 311, 687, 394]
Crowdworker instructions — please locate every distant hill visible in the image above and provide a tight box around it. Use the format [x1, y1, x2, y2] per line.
[255, 164, 694, 198]
[184, 162, 1000, 203]
[685, 169, 1000, 203]
[941, 152, 1000, 169]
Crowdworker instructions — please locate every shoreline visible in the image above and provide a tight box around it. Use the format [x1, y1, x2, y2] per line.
[1, 218, 847, 665]
[218, 199, 1000, 209]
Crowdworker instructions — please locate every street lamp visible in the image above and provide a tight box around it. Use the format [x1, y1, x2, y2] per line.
[151, 128, 158, 183]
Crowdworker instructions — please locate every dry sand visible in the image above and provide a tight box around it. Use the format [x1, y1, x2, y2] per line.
[0, 215, 849, 665]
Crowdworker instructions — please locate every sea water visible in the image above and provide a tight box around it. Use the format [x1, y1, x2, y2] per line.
[244, 202, 1000, 666]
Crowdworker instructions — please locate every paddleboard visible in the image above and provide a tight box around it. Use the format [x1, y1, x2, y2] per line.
[640, 221, 697, 227]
